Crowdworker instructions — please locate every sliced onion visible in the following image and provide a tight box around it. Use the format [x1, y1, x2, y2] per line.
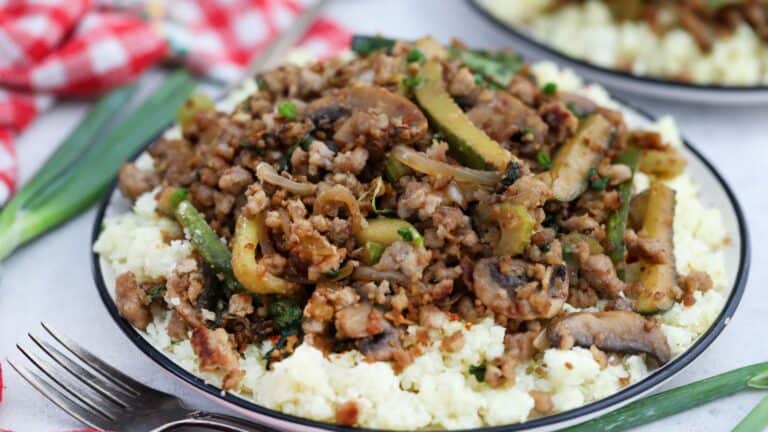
[256, 162, 315, 196]
[352, 266, 409, 285]
[313, 185, 365, 233]
[391, 145, 501, 186]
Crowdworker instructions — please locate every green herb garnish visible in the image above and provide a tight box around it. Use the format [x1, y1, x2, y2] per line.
[268, 297, 303, 331]
[277, 101, 297, 121]
[402, 76, 423, 89]
[542, 82, 558, 95]
[536, 151, 552, 170]
[469, 364, 487, 382]
[406, 48, 424, 63]
[397, 226, 424, 248]
[588, 167, 609, 190]
[147, 285, 166, 300]
[563, 245, 574, 259]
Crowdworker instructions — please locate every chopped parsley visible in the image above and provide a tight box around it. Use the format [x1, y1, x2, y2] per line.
[240, 96, 252, 112]
[146, 284, 166, 300]
[277, 101, 297, 121]
[536, 151, 553, 170]
[402, 75, 423, 89]
[406, 48, 424, 63]
[468, 363, 487, 382]
[500, 162, 522, 187]
[267, 297, 303, 331]
[588, 167, 609, 190]
[397, 226, 424, 248]
[542, 82, 558, 95]
[300, 134, 314, 151]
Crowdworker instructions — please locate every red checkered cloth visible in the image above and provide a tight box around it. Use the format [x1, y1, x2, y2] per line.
[0, 0, 349, 204]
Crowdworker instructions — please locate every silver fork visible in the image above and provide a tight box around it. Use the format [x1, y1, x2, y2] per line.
[8, 323, 277, 432]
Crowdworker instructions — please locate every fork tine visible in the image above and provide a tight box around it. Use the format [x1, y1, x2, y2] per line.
[7, 360, 112, 430]
[29, 333, 133, 407]
[41, 322, 145, 396]
[16, 344, 117, 421]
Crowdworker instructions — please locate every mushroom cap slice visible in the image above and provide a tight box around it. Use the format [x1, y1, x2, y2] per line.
[304, 86, 428, 148]
[472, 257, 568, 320]
[548, 310, 671, 364]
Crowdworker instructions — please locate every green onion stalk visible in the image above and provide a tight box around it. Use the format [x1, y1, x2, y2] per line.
[561, 363, 768, 432]
[0, 70, 196, 262]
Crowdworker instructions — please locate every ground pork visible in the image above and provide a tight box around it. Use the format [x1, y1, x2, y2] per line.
[115, 272, 152, 330]
[397, 179, 444, 220]
[375, 240, 432, 282]
[190, 326, 243, 390]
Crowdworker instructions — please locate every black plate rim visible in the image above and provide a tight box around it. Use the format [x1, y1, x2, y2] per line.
[466, 0, 768, 93]
[91, 104, 751, 432]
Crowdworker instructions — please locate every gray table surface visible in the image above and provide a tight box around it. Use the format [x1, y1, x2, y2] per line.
[1, 1, 766, 430]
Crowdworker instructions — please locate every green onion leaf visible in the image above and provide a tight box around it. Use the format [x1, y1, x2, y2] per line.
[147, 285, 166, 300]
[406, 48, 424, 63]
[560, 362, 768, 432]
[168, 188, 188, 210]
[350, 35, 396, 56]
[402, 76, 423, 89]
[277, 101, 297, 121]
[542, 82, 558, 95]
[734, 394, 768, 432]
[397, 226, 424, 247]
[0, 70, 196, 262]
[536, 151, 552, 170]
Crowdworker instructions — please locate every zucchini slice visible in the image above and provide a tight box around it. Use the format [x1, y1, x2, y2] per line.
[414, 61, 512, 170]
[635, 182, 679, 313]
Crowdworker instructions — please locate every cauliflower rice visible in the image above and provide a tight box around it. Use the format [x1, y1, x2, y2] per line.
[94, 59, 731, 429]
[483, 0, 768, 86]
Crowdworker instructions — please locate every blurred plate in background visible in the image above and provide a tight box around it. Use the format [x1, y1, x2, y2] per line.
[468, 0, 768, 106]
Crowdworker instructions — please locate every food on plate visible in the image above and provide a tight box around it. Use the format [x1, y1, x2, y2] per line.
[94, 36, 730, 429]
[483, 0, 768, 86]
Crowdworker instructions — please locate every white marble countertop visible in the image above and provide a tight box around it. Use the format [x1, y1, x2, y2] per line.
[1, 1, 767, 430]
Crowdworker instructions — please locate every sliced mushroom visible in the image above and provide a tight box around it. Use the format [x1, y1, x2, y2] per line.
[304, 86, 428, 151]
[357, 325, 401, 361]
[548, 311, 671, 364]
[472, 257, 568, 320]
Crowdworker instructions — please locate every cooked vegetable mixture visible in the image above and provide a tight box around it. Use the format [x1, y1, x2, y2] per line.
[95, 37, 728, 429]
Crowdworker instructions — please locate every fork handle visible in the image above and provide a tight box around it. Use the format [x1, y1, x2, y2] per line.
[150, 414, 279, 432]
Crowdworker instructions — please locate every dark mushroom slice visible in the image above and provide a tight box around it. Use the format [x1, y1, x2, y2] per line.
[357, 326, 402, 362]
[472, 257, 568, 320]
[303, 86, 428, 150]
[548, 310, 671, 365]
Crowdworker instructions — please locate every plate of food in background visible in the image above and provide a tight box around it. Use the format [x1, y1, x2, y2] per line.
[92, 36, 749, 431]
[469, 0, 768, 105]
